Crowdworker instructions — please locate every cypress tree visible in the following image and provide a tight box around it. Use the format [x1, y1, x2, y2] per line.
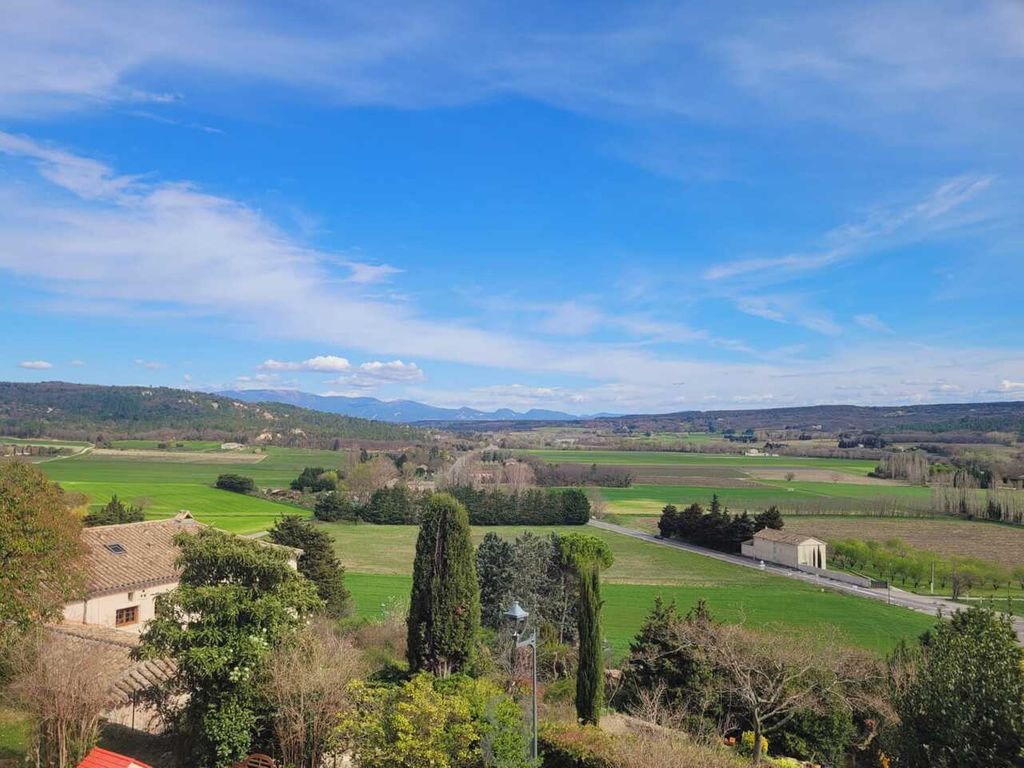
[406, 493, 481, 677]
[557, 533, 614, 725]
[268, 515, 351, 617]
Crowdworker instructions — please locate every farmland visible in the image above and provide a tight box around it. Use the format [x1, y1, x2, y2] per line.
[325, 522, 936, 655]
[34, 447, 346, 533]
[783, 515, 1024, 570]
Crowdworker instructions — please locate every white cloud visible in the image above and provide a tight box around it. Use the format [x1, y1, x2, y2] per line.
[182, 373, 193, 382]
[135, 359, 165, 370]
[735, 296, 841, 336]
[1001, 379, 1024, 392]
[0, 133, 1021, 412]
[70, 359, 86, 366]
[260, 355, 351, 373]
[328, 360, 425, 389]
[18, 360, 52, 369]
[854, 313, 892, 333]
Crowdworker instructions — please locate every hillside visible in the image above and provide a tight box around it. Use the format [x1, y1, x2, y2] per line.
[0, 381, 422, 445]
[439, 401, 1024, 438]
[217, 388, 583, 422]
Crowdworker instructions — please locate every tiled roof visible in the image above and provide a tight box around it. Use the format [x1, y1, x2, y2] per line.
[753, 528, 825, 546]
[47, 622, 176, 706]
[77, 747, 154, 768]
[79, 512, 203, 596]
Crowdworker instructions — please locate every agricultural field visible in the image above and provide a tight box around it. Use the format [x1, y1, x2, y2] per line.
[36, 447, 347, 533]
[519, 448, 945, 516]
[783, 515, 1024, 570]
[109, 439, 226, 451]
[323, 522, 936, 656]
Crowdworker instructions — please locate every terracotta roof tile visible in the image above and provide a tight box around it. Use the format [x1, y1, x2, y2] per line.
[77, 746, 154, 768]
[79, 512, 203, 596]
[47, 623, 175, 706]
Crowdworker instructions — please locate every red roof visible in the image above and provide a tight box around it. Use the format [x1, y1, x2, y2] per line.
[77, 747, 154, 768]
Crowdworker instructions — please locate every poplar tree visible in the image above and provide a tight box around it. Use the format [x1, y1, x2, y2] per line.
[557, 532, 614, 725]
[407, 493, 481, 677]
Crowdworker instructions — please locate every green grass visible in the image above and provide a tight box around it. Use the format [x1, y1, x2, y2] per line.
[343, 572, 934, 657]
[329, 523, 936, 656]
[39, 449, 325, 533]
[0, 707, 30, 760]
[520, 449, 878, 475]
[597, 482, 933, 515]
[109, 439, 224, 451]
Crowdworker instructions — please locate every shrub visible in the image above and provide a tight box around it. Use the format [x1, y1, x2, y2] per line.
[363, 485, 421, 524]
[290, 466, 338, 492]
[738, 731, 768, 758]
[314, 491, 361, 521]
[215, 473, 255, 494]
[82, 494, 144, 526]
[539, 722, 744, 768]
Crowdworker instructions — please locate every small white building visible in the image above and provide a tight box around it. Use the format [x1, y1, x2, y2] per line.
[741, 528, 827, 570]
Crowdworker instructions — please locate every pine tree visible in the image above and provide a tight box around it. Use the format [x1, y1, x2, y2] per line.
[268, 515, 351, 617]
[476, 532, 515, 629]
[407, 493, 481, 677]
[557, 533, 614, 725]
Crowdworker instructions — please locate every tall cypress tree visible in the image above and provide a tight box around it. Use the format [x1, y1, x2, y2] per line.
[557, 533, 614, 725]
[407, 493, 481, 677]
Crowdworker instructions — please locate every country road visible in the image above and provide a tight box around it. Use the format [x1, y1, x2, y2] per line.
[588, 518, 1024, 644]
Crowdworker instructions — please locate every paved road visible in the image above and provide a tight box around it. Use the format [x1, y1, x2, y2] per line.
[589, 518, 1024, 644]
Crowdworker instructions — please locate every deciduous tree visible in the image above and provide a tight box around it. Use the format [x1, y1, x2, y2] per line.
[268, 515, 351, 617]
[137, 528, 322, 767]
[0, 462, 83, 679]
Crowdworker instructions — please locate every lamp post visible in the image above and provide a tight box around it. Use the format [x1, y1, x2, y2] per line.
[504, 600, 538, 761]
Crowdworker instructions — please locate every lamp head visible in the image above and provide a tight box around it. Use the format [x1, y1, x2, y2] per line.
[503, 600, 529, 634]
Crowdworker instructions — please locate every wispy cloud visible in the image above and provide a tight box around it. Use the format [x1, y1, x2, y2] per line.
[134, 359, 165, 370]
[19, 360, 52, 369]
[854, 313, 892, 333]
[705, 175, 995, 282]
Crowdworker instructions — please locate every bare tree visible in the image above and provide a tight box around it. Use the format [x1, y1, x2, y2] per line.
[674, 621, 878, 765]
[9, 631, 119, 768]
[346, 456, 400, 503]
[502, 460, 535, 491]
[265, 620, 365, 768]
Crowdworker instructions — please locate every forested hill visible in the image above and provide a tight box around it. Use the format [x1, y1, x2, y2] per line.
[0, 381, 423, 445]
[588, 401, 1024, 437]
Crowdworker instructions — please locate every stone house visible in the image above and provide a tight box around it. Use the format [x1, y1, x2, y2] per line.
[741, 528, 827, 570]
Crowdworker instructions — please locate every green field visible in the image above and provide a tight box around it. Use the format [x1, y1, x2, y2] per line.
[109, 439, 225, 451]
[0, 435, 92, 447]
[37, 447, 342, 533]
[596, 481, 933, 515]
[520, 449, 878, 474]
[328, 523, 935, 655]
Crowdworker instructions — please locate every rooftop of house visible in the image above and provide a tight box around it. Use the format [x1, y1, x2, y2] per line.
[78, 511, 203, 596]
[749, 528, 826, 547]
[48, 622, 176, 707]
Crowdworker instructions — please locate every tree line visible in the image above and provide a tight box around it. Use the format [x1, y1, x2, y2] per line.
[657, 495, 784, 553]
[314, 484, 591, 526]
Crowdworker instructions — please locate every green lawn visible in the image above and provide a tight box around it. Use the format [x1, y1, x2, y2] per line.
[39, 448, 327, 533]
[330, 523, 936, 656]
[597, 481, 933, 515]
[520, 449, 878, 474]
[0, 706, 30, 761]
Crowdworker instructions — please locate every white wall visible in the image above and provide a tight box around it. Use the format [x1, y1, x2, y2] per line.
[62, 581, 178, 633]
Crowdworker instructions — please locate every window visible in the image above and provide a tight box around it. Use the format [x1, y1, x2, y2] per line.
[115, 606, 138, 626]
[105, 543, 127, 555]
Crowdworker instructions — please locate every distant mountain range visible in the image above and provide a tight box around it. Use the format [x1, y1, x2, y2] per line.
[216, 389, 598, 423]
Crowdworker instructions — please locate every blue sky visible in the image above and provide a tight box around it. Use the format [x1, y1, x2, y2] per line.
[1, 0, 1022, 413]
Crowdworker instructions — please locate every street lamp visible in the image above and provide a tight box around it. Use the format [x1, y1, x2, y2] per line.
[504, 600, 538, 761]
